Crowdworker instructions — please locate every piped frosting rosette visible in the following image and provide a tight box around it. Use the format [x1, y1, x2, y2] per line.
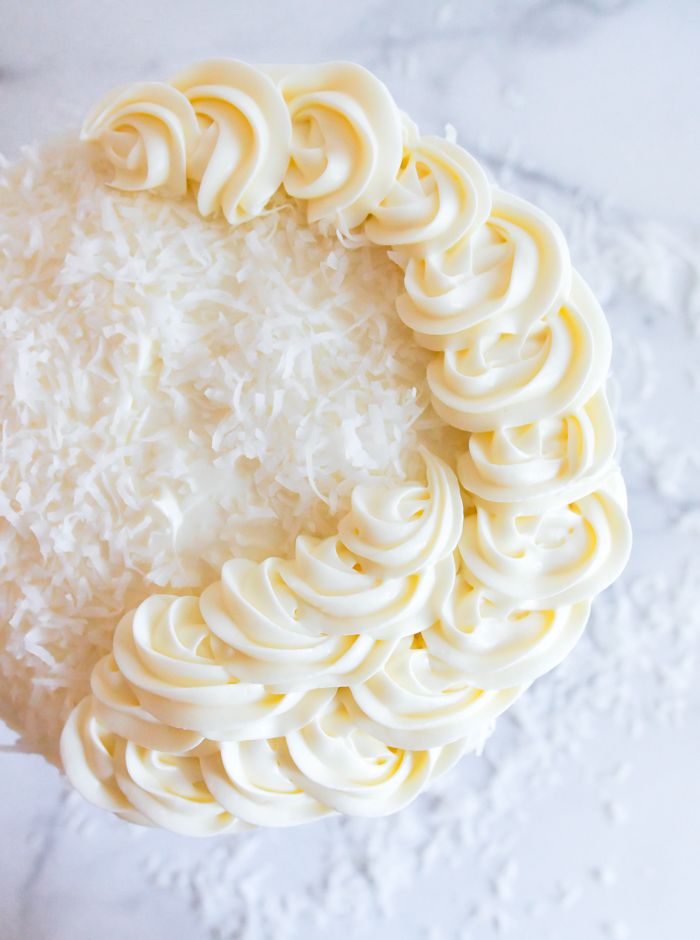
[61, 698, 245, 836]
[62, 693, 466, 829]
[170, 59, 292, 223]
[458, 478, 631, 611]
[111, 595, 335, 740]
[422, 562, 591, 690]
[394, 189, 571, 351]
[61, 58, 631, 834]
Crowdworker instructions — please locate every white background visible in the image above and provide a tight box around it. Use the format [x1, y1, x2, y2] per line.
[1, 2, 699, 938]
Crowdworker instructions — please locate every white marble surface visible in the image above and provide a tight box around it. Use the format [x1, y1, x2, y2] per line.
[1, 1, 699, 938]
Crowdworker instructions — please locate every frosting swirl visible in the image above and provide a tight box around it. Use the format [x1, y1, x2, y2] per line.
[201, 558, 398, 690]
[201, 739, 330, 828]
[60, 696, 150, 825]
[279, 535, 451, 640]
[112, 740, 243, 836]
[365, 129, 491, 257]
[170, 59, 291, 223]
[423, 575, 590, 689]
[458, 481, 632, 609]
[277, 695, 465, 816]
[82, 81, 199, 195]
[345, 639, 519, 749]
[427, 271, 612, 432]
[397, 189, 571, 351]
[457, 391, 616, 510]
[338, 448, 463, 576]
[113, 595, 334, 739]
[91, 654, 211, 755]
[278, 62, 402, 228]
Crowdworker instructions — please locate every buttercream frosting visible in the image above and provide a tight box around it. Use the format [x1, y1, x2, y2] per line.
[423, 572, 591, 689]
[113, 595, 335, 739]
[345, 638, 520, 749]
[396, 189, 571, 351]
[458, 481, 632, 609]
[366, 126, 492, 257]
[427, 271, 612, 433]
[82, 81, 199, 195]
[457, 391, 616, 511]
[338, 448, 464, 577]
[278, 61, 402, 228]
[171, 59, 291, 222]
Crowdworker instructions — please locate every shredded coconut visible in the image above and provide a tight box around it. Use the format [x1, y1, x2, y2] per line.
[0, 135, 461, 758]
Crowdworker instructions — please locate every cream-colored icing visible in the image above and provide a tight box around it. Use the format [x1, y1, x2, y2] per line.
[111, 739, 244, 837]
[62, 694, 466, 829]
[60, 696, 151, 826]
[201, 562, 400, 690]
[171, 59, 291, 222]
[201, 739, 331, 828]
[277, 695, 466, 816]
[423, 572, 591, 689]
[344, 638, 520, 749]
[427, 271, 612, 433]
[112, 595, 334, 740]
[91, 654, 211, 755]
[82, 81, 199, 194]
[277, 61, 403, 229]
[365, 126, 492, 257]
[338, 448, 463, 577]
[457, 391, 616, 511]
[396, 189, 571, 351]
[458, 481, 632, 610]
[279, 535, 450, 639]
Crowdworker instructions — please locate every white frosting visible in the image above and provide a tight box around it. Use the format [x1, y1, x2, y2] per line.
[365, 127, 491, 257]
[423, 574, 591, 689]
[170, 59, 291, 222]
[279, 535, 451, 639]
[62, 699, 248, 836]
[278, 62, 402, 228]
[201, 739, 330, 828]
[427, 271, 612, 432]
[111, 739, 244, 837]
[458, 482, 632, 609]
[276, 695, 466, 816]
[345, 638, 519, 749]
[396, 189, 571, 351]
[457, 391, 616, 511]
[62, 59, 632, 835]
[91, 654, 211, 755]
[60, 694, 464, 830]
[82, 81, 199, 195]
[113, 595, 334, 739]
[338, 448, 463, 577]
[60, 696, 149, 824]
[201, 560, 399, 690]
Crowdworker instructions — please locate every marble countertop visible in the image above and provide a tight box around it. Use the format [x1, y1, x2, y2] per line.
[1, 2, 699, 938]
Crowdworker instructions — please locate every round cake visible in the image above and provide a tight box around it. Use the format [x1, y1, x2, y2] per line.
[0, 59, 631, 834]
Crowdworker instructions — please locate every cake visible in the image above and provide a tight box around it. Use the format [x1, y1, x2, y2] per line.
[0, 59, 631, 834]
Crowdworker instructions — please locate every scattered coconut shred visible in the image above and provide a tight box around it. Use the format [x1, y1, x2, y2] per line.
[0, 135, 461, 758]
